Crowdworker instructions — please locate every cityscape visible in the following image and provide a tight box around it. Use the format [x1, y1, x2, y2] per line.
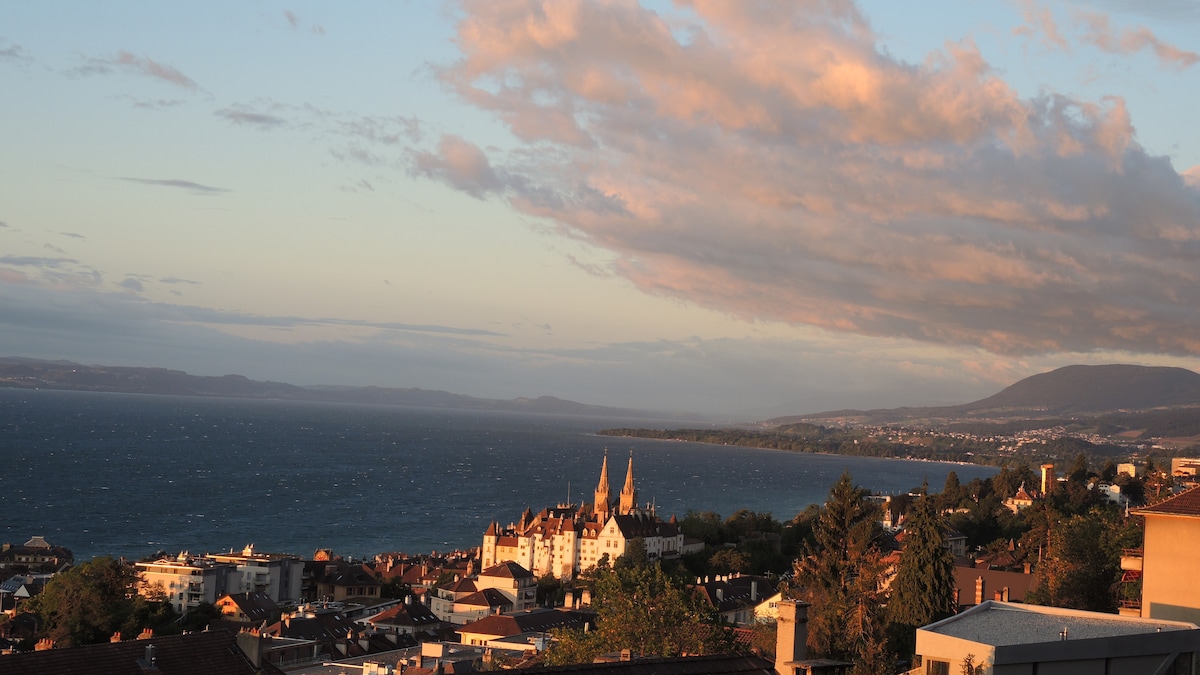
[4, 0, 1200, 673]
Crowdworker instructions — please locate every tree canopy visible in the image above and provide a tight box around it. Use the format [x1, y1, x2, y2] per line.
[543, 562, 731, 665]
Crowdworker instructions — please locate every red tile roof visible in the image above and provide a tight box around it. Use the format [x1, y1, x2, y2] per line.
[1135, 485, 1200, 517]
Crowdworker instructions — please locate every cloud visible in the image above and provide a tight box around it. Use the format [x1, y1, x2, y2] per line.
[1076, 10, 1200, 69]
[215, 107, 287, 129]
[159, 277, 200, 285]
[0, 256, 78, 268]
[284, 10, 301, 28]
[120, 277, 145, 292]
[1014, 0, 1070, 51]
[410, 135, 507, 198]
[77, 51, 199, 89]
[0, 41, 31, 63]
[419, 0, 1200, 359]
[117, 177, 228, 194]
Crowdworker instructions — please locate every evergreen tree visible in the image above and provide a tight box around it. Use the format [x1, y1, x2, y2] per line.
[888, 489, 956, 658]
[793, 471, 888, 670]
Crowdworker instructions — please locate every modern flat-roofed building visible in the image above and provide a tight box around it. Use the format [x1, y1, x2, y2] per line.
[915, 600, 1200, 675]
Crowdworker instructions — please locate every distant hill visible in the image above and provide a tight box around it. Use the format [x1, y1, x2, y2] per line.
[0, 357, 684, 420]
[962, 364, 1200, 414]
[771, 364, 1200, 425]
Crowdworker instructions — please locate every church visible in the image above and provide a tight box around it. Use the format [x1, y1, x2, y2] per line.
[480, 453, 684, 580]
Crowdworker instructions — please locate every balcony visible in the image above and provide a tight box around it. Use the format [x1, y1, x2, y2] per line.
[1118, 598, 1142, 617]
[1120, 548, 1143, 572]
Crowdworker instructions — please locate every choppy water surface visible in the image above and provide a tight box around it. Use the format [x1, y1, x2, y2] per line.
[0, 389, 996, 560]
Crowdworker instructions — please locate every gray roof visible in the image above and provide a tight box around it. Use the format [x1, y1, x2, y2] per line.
[924, 601, 1197, 646]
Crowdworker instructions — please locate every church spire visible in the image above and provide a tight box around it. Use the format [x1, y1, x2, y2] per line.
[619, 450, 637, 514]
[594, 451, 612, 517]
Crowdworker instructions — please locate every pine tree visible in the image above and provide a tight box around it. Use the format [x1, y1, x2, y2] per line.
[793, 471, 887, 667]
[887, 489, 956, 658]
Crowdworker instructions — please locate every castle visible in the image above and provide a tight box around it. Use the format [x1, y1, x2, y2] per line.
[480, 452, 684, 580]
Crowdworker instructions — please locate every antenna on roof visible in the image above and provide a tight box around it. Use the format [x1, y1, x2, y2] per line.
[567, 481, 571, 507]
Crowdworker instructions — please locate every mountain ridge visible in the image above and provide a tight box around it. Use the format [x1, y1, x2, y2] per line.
[767, 364, 1200, 425]
[0, 357, 692, 421]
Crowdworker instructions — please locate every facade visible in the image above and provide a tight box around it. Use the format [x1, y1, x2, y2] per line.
[1126, 485, 1200, 623]
[476, 561, 537, 611]
[915, 600, 1200, 675]
[481, 453, 683, 579]
[204, 545, 304, 603]
[135, 555, 235, 615]
[136, 546, 304, 615]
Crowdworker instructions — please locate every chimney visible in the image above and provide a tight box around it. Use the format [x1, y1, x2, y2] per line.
[35, 638, 55, 651]
[620, 649, 632, 662]
[111, 632, 122, 643]
[1023, 562, 1032, 575]
[774, 600, 809, 675]
[1002, 587, 1010, 602]
[143, 644, 157, 667]
[138, 628, 154, 640]
[236, 631, 266, 667]
[716, 588, 724, 603]
[975, 577, 984, 606]
[751, 581, 759, 602]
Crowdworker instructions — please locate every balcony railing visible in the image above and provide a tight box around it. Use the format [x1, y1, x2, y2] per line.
[1120, 548, 1143, 572]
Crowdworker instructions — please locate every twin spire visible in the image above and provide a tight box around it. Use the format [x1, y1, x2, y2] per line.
[594, 450, 637, 516]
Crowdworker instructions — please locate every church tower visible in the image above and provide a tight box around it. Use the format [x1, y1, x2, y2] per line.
[619, 451, 637, 515]
[594, 452, 612, 518]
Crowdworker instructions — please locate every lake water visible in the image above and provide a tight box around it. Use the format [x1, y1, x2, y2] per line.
[0, 389, 997, 561]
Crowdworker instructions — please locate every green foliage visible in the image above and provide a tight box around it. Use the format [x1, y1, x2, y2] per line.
[26, 557, 167, 647]
[792, 472, 890, 669]
[1025, 505, 1141, 611]
[888, 491, 956, 658]
[708, 548, 750, 575]
[543, 564, 732, 665]
[379, 578, 411, 599]
[536, 574, 565, 607]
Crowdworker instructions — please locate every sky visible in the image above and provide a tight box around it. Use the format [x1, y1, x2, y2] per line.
[2, 1, 1199, 419]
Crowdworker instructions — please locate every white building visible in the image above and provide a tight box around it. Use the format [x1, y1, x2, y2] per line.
[481, 453, 683, 580]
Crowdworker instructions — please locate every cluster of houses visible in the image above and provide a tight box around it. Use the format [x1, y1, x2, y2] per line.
[6, 456, 1200, 674]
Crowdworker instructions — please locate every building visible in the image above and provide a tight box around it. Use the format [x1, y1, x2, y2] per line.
[204, 545, 304, 603]
[215, 591, 280, 624]
[135, 554, 236, 615]
[0, 536, 73, 572]
[692, 574, 778, 626]
[1126, 485, 1200, 623]
[136, 546, 304, 615]
[481, 453, 683, 579]
[0, 630, 286, 675]
[915, 600, 1200, 675]
[476, 561, 537, 611]
[456, 607, 587, 647]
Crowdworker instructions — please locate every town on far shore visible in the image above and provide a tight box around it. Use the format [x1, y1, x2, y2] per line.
[5, 451, 1200, 675]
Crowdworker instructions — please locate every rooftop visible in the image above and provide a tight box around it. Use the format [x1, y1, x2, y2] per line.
[924, 601, 1196, 646]
[1135, 485, 1200, 517]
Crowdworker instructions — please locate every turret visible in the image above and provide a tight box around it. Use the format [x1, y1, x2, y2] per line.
[619, 451, 637, 515]
[594, 451, 612, 518]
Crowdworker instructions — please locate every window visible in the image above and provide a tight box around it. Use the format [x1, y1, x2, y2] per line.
[927, 660, 950, 675]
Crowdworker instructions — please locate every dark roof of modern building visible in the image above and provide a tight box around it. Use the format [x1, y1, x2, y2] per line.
[455, 587, 513, 609]
[458, 608, 588, 638]
[692, 575, 776, 614]
[0, 630, 285, 675]
[480, 561, 534, 579]
[1135, 485, 1200, 517]
[220, 591, 279, 622]
[518, 652, 776, 674]
[369, 600, 441, 627]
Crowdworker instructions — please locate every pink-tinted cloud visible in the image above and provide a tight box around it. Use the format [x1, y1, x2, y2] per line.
[82, 50, 200, 88]
[418, 0, 1200, 358]
[1076, 10, 1200, 69]
[1013, 0, 1070, 51]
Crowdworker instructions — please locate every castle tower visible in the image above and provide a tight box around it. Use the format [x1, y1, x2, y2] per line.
[594, 452, 612, 518]
[619, 451, 637, 515]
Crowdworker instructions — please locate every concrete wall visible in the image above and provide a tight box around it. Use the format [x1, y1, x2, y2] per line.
[1143, 514, 1200, 624]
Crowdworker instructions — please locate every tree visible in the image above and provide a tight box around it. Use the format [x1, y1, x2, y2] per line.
[26, 557, 146, 647]
[709, 548, 751, 575]
[543, 564, 731, 665]
[888, 490, 956, 658]
[1026, 506, 1139, 612]
[792, 472, 889, 671]
[536, 573, 565, 607]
